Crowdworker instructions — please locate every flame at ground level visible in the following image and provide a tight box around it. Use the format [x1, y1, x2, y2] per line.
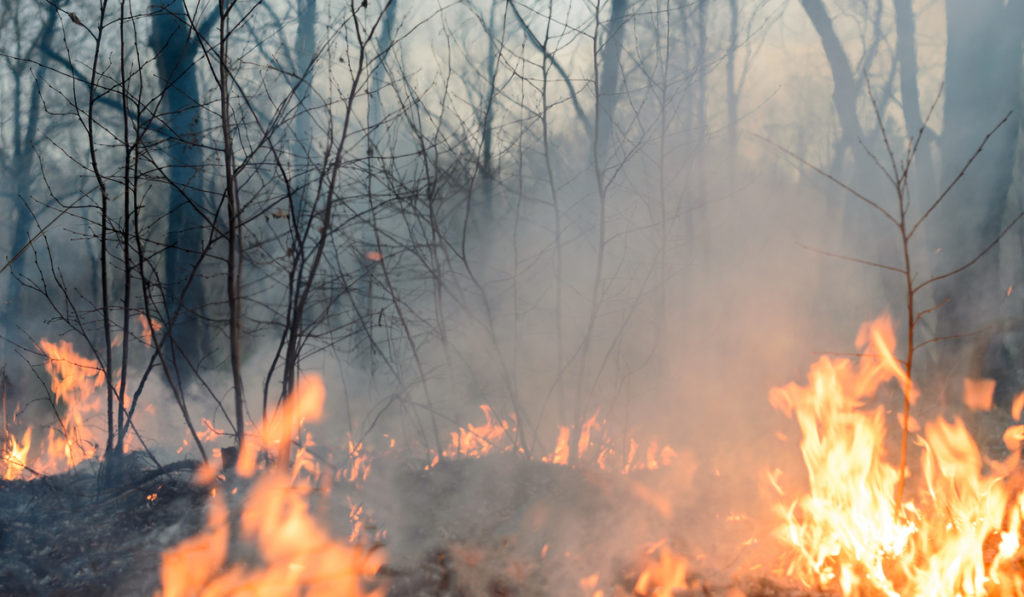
[157, 374, 384, 597]
[1, 339, 105, 478]
[770, 315, 1024, 596]
[83, 314, 1024, 595]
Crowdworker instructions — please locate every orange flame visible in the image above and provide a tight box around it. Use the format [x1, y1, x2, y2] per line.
[771, 315, 1024, 596]
[633, 543, 689, 596]
[17, 339, 107, 475]
[158, 494, 231, 597]
[433, 404, 680, 475]
[443, 404, 515, 458]
[544, 426, 572, 466]
[157, 374, 385, 597]
[237, 375, 325, 477]
[963, 378, 996, 412]
[2, 428, 31, 479]
[343, 436, 372, 484]
[137, 314, 163, 348]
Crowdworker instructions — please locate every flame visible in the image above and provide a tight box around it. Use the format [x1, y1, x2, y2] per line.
[138, 314, 163, 348]
[534, 413, 679, 473]
[3, 339, 108, 477]
[196, 418, 224, 443]
[963, 378, 996, 412]
[159, 494, 231, 597]
[237, 375, 325, 478]
[771, 315, 1024, 596]
[443, 404, 516, 458]
[431, 403, 681, 477]
[544, 426, 572, 466]
[157, 374, 385, 597]
[2, 427, 31, 479]
[579, 572, 602, 597]
[343, 436, 372, 484]
[291, 431, 320, 484]
[1012, 392, 1024, 422]
[633, 543, 689, 596]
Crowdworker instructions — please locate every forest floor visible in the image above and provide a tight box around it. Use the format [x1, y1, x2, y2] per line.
[0, 453, 829, 597]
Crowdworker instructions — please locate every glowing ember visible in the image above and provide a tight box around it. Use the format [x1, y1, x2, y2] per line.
[770, 315, 1024, 596]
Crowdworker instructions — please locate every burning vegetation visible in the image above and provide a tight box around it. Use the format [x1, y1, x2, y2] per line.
[3, 317, 1024, 596]
[770, 316, 1024, 596]
[1, 0, 1024, 596]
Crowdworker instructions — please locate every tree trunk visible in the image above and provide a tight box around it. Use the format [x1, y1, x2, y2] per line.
[891, 0, 937, 204]
[150, 0, 208, 386]
[799, 0, 862, 171]
[726, 0, 739, 163]
[356, 0, 398, 371]
[595, 0, 629, 163]
[3, 2, 58, 349]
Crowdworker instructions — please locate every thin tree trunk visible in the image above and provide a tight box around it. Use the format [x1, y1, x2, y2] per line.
[150, 0, 208, 387]
[218, 1, 246, 450]
[4, 2, 58, 352]
[595, 0, 629, 162]
[356, 0, 397, 372]
[726, 0, 739, 162]
[799, 0, 862, 169]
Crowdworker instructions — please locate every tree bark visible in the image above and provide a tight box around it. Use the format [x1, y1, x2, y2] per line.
[355, 0, 398, 371]
[150, 0, 208, 386]
[799, 0, 862, 169]
[3, 2, 58, 347]
[595, 0, 629, 162]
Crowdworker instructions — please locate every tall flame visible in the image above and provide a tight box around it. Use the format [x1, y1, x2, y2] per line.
[157, 374, 385, 597]
[3, 339, 107, 478]
[771, 315, 1024, 596]
[2, 427, 31, 479]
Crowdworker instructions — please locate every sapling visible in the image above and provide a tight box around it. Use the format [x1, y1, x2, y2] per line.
[759, 84, 1017, 506]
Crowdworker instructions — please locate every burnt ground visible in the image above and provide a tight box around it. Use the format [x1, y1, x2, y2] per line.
[0, 453, 826, 597]
[0, 458, 207, 596]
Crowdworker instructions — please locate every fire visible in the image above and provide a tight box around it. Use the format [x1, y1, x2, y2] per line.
[159, 496, 231, 597]
[545, 426, 573, 465]
[236, 375, 325, 477]
[964, 378, 996, 412]
[579, 543, 691, 597]
[342, 436, 372, 484]
[771, 315, 1024, 596]
[157, 374, 385, 597]
[443, 404, 517, 458]
[633, 543, 689, 596]
[38, 339, 105, 470]
[432, 405, 678, 475]
[137, 314, 163, 348]
[2, 427, 31, 479]
[2, 339, 106, 479]
[540, 413, 679, 473]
